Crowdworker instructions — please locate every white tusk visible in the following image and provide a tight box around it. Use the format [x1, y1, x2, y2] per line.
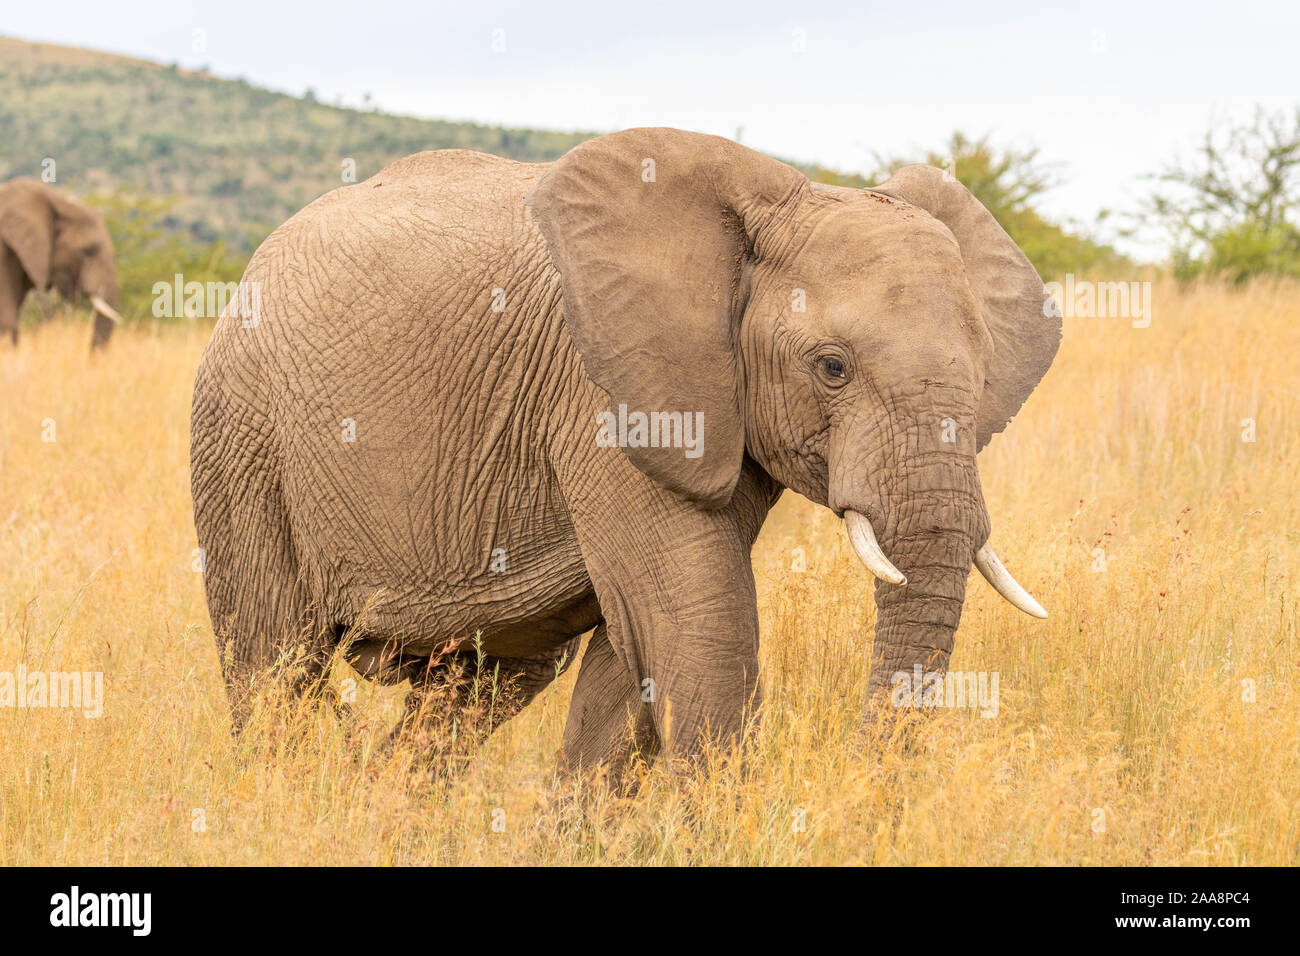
[90, 295, 123, 324]
[844, 510, 907, 586]
[974, 542, 1047, 619]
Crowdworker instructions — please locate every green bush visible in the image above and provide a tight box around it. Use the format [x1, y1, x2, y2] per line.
[1174, 222, 1300, 285]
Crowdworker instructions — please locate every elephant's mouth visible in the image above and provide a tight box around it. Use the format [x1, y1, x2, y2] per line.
[843, 508, 1045, 619]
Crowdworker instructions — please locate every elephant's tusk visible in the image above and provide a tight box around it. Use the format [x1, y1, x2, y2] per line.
[974, 542, 1047, 619]
[90, 295, 123, 324]
[844, 510, 907, 586]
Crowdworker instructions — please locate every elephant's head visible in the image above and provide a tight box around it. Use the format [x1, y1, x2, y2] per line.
[527, 128, 1059, 706]
[0, 177, 123, 347]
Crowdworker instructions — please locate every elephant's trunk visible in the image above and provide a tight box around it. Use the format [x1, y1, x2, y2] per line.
[828, 384, 989, 706]
[862, 452, 988, 705]
[89, 280, 120, 349]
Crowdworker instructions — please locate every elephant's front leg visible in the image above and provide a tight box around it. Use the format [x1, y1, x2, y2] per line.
[562, 479, 768, 773]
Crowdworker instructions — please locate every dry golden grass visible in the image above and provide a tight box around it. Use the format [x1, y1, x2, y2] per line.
[1, 280, 1297, 865]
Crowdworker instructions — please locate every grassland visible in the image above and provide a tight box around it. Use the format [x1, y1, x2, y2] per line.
[0, 279, 1297, 865]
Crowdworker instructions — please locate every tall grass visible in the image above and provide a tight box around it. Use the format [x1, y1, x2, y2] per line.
[1, 280, 1296, 865]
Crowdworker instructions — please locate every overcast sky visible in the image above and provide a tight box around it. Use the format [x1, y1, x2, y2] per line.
[7, 0, 1297, 259]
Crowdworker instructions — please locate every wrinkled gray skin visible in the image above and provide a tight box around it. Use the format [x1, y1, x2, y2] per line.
[191, 128, 1058, 782]
[0, 178, 120, 348]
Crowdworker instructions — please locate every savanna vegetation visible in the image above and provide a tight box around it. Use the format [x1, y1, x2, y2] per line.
[1, 35, 1297, 865]
[1, 277, 1296, 864]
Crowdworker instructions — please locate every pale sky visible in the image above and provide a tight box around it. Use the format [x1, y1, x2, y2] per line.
[6, 0, 1297, 259]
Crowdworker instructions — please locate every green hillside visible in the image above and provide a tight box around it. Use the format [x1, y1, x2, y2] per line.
[0, 35, 601, 248]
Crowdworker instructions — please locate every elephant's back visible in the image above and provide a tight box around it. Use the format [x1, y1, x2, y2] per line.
[237, 148, 554, 341]
[262, 148, 549, 245]
[369, 148, 546, 191]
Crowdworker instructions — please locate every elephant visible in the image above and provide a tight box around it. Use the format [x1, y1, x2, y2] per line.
[190, 127, 1059, 782]
[0, 177, 124, 348]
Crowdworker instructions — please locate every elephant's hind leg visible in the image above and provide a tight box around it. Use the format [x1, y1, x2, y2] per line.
[192, 381, 329, 732]
[558, 623, 659, 793]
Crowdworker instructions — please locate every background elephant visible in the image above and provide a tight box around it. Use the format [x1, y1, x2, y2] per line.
[0, 177, 123, 347]
[190, 128, 1059, 780]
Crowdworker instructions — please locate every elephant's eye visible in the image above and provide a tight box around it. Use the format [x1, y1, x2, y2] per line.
[82, 244, 100, 256]
[819, 355, 848, 382]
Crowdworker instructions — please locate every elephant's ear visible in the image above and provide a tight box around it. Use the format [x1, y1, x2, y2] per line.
[526, 127, 807, 507]
[0, 179, 55, 291]
[872, 165, 1060, 451]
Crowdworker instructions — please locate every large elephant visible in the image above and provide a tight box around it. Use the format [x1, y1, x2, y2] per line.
[190, 128, 1058, 779]
[0, 177, 123, 348]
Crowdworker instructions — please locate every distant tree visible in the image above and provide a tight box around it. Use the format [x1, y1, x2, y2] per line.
[1143, 107, 1300, 283]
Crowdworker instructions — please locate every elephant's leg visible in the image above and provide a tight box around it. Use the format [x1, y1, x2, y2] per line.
[389, 634, 583, 769]
[558, 465, 779, 772]
[192, 384, 329, 732]
[0, 250, 30, 345]
[204, 481, 327, 731]
[0, 290, 18, 345]
[559, 623, 658, 792]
